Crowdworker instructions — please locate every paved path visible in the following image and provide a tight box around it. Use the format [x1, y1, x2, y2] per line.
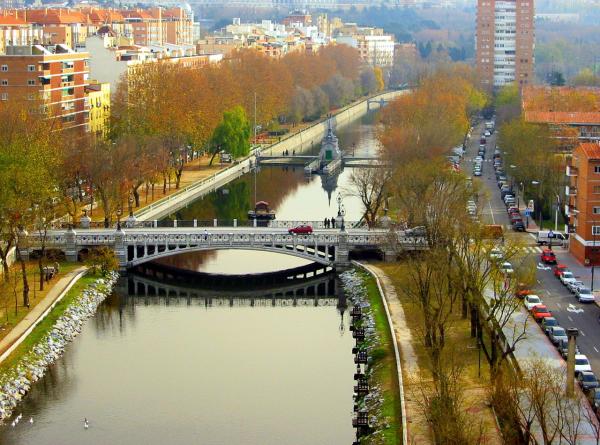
[0, 266, 88, 363]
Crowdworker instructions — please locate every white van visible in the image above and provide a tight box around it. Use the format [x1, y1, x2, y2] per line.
[536, 230, 568, 246]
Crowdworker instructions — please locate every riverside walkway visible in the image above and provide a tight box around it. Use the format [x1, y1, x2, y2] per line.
[0, 266, 87, 364]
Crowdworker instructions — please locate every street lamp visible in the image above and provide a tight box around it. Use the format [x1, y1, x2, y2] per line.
[531, 180, 543, 230]
[509, 164, 516, 190]
[128, 194, 134, 217]
[518, 182, 524, 210]
[116, 207, 123, 230]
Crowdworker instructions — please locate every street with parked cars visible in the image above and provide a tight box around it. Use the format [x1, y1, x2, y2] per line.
[467, 119, 600, 412]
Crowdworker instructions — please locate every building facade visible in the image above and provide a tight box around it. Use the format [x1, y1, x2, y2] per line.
[0, 44, 89, 130]
[85, 80, 110, 138]
[476, 0, 534, 91]
[567, 142, 600, 266]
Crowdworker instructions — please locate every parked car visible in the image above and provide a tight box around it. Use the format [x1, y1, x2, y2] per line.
[541, 317, 559, 335]
[532, 305, 552, 322]
[557, 338, 580, 359]
[515, 287, 533, 299]
[549, 326, 568, 345]
[505, 197, 516, 207]
[567, 280, 585, 293]
[575, 355, 593, 375]
[484, 130, 491, 137]
[576, 287, 595, 303]
[553, 264, 569, 278]
[512, 220, 526, 232]
[524, 294, 543, 310]
[578, 371, 599, 391]
[473, 170, 482, 177]
[510, 213, 523, 224]
[500, 262, 514, 275]
[489, 248, 504, 260]
[587, 388, 600, 413]
[480, 137, 486, 144]
[559, 271, 577, 286]
[540, 249, 557, 264]
[288, 224, 313, 234]
[537, 230, 568, 247]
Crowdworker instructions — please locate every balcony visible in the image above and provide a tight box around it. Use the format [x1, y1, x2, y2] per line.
[566, 165, 578, 177]
[566, 186, 577, 197]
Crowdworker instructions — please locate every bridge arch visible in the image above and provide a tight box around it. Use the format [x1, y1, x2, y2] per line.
[124, 244, 334, 268]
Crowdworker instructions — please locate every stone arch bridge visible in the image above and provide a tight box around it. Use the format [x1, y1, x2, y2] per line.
[23, 222, 426, 270]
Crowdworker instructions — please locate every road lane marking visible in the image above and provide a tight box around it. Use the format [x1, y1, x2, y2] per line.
[581, 330, 586, 336]
[546, 290, 552, 295]
[568, 316, 573, 322]
[556, 302, 562, 308]
[567, 304, 584, 313]
[594, 346, 599, 353]
[488, 201, 495, 224]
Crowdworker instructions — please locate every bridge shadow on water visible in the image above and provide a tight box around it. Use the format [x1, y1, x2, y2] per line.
[121, 261, 348, 312]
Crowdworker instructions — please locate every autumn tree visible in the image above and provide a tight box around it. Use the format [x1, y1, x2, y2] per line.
[0, 98, 58, 307]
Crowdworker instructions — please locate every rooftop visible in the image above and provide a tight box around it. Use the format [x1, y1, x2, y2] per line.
[524, 111, 600, 125]
[577, 142, 600, 160]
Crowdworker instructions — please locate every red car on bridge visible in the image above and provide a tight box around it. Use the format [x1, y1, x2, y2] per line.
[288, 224, 313, 234]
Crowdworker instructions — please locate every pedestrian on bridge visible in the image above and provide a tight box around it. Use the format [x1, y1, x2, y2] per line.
[331, 217, 336, 228]
[204, 229, 208, 241]
[324, 218, 329, 229]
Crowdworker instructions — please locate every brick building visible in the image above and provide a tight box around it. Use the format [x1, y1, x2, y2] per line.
[566, 142, 600, 265]
[0, 44, 90, 131]
[476, 0, 534, 92]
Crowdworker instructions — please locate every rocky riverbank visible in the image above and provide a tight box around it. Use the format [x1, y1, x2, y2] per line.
[340, 269, 402, 445]
[0, 272, 118, 422]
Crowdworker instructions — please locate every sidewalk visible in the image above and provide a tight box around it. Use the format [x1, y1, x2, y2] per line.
[0, 266, 87, 364]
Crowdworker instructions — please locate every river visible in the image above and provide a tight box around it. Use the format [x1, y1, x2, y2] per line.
[0, 112, 381, 445]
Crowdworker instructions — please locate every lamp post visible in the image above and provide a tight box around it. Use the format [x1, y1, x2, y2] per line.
[518, 182, 524, 210]
[566, 328, 579, 397]
[532, 180, 543, 230]
[128, 194, 134, 217]
[554, 194, 560, 232]
[509, 164, 516, 191]
[116, 207, 123, 230]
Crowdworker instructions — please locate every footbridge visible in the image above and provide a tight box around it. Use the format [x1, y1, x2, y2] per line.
[22, 221, 427, 270]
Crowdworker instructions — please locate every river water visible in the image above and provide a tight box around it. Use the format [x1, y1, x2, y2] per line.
[0, 113, 381, 445]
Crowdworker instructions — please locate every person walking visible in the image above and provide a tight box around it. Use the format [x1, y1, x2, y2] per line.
[331, 217, 336, 228]
[204, 229, 209, 241]
[324, 218, 329, 229]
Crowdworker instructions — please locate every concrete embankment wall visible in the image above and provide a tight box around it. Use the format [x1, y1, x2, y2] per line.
[135, 90, 406, 221]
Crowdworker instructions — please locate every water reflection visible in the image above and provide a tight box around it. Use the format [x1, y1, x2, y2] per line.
[0, 276, 355, 445]
[159, 113, 382, 274]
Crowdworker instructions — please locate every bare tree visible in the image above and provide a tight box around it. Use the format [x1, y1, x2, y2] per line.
[345, 167, 391, 228]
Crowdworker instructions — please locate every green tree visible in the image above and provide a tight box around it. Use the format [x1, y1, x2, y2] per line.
[86, 246, 119, 276]
[209, 106, 251, 165]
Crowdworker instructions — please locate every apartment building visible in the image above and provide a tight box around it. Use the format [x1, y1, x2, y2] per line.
[336, 33, 395, 67]
[0, 44, 90, 130]
[522, 86, 600, 142]
[566, 142, 600, 266]
[0, 15, 44, 54]
[85, 80, 110, 138]
[476, 0, 534, 91]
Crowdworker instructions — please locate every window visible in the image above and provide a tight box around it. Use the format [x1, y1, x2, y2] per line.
[27, 65, 35, 72]
[1, 65, 7, 72]
[594, 185, 600, 194]
[0, 93, 7, 101]
[27, 79, 36, 86]
[593, 226, 600, 236]
[594, 207, 600, 215]
[595, 165, 600, 174]
[0, 79, 6, 86]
